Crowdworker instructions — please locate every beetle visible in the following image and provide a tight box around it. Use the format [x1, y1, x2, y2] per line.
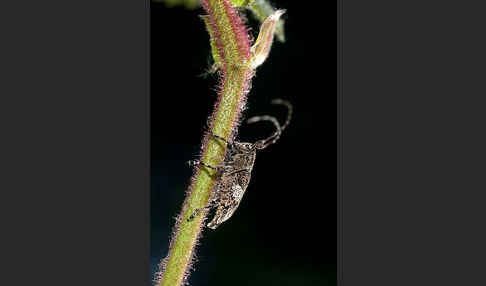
[187, 99, 292, 229]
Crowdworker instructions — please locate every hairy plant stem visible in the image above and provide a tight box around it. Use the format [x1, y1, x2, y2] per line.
[156, 1, 253, 285]
[155, 0, 285, 284]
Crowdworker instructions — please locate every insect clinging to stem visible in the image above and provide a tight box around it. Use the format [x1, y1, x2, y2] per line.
[187, 98, 293, 229]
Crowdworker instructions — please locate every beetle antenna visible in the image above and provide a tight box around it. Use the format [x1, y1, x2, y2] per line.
[270, 98, 293, 131]
[246, 115, 281, 149]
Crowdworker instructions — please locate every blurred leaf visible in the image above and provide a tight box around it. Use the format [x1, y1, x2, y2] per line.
[228, 0, 253, 7]
[248, 0, 285, 42]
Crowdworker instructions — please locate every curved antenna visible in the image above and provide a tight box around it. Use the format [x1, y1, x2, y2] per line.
[270, 98, 293, 131]
[246, 115, 282, 149]
[246, 99, 292, 149]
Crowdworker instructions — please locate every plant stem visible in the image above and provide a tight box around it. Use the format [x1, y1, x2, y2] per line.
[155, 1, 252, 285]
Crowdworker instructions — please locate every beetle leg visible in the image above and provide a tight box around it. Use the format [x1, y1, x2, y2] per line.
[209, 133, 228, 143]
[187, 200, 218, 222]
[209, 133, 233, 149]
[187, 159, 218, 170]
[227, 168, 251, 175]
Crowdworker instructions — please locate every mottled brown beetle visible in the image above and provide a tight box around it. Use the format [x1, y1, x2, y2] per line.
[187, 99, 292, 229]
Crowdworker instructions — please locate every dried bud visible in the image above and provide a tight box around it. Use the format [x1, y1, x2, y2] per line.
[249, 9, 285, 69]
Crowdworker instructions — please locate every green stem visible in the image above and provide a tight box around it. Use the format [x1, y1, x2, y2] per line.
[155, 1, 253, 285]
[155, 1, 285, 284]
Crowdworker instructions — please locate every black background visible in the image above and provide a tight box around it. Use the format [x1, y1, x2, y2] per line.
[151, 1, 337, 285]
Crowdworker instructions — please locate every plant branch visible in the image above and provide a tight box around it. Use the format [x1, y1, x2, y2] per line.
[155, 1, 252, 285]
[154, 1, 284, 285]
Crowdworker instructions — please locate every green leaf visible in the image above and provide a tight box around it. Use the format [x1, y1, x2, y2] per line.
[228, 0, 253, 7]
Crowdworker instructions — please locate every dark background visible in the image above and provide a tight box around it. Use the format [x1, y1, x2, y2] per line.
[151, 1, 337, 285]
